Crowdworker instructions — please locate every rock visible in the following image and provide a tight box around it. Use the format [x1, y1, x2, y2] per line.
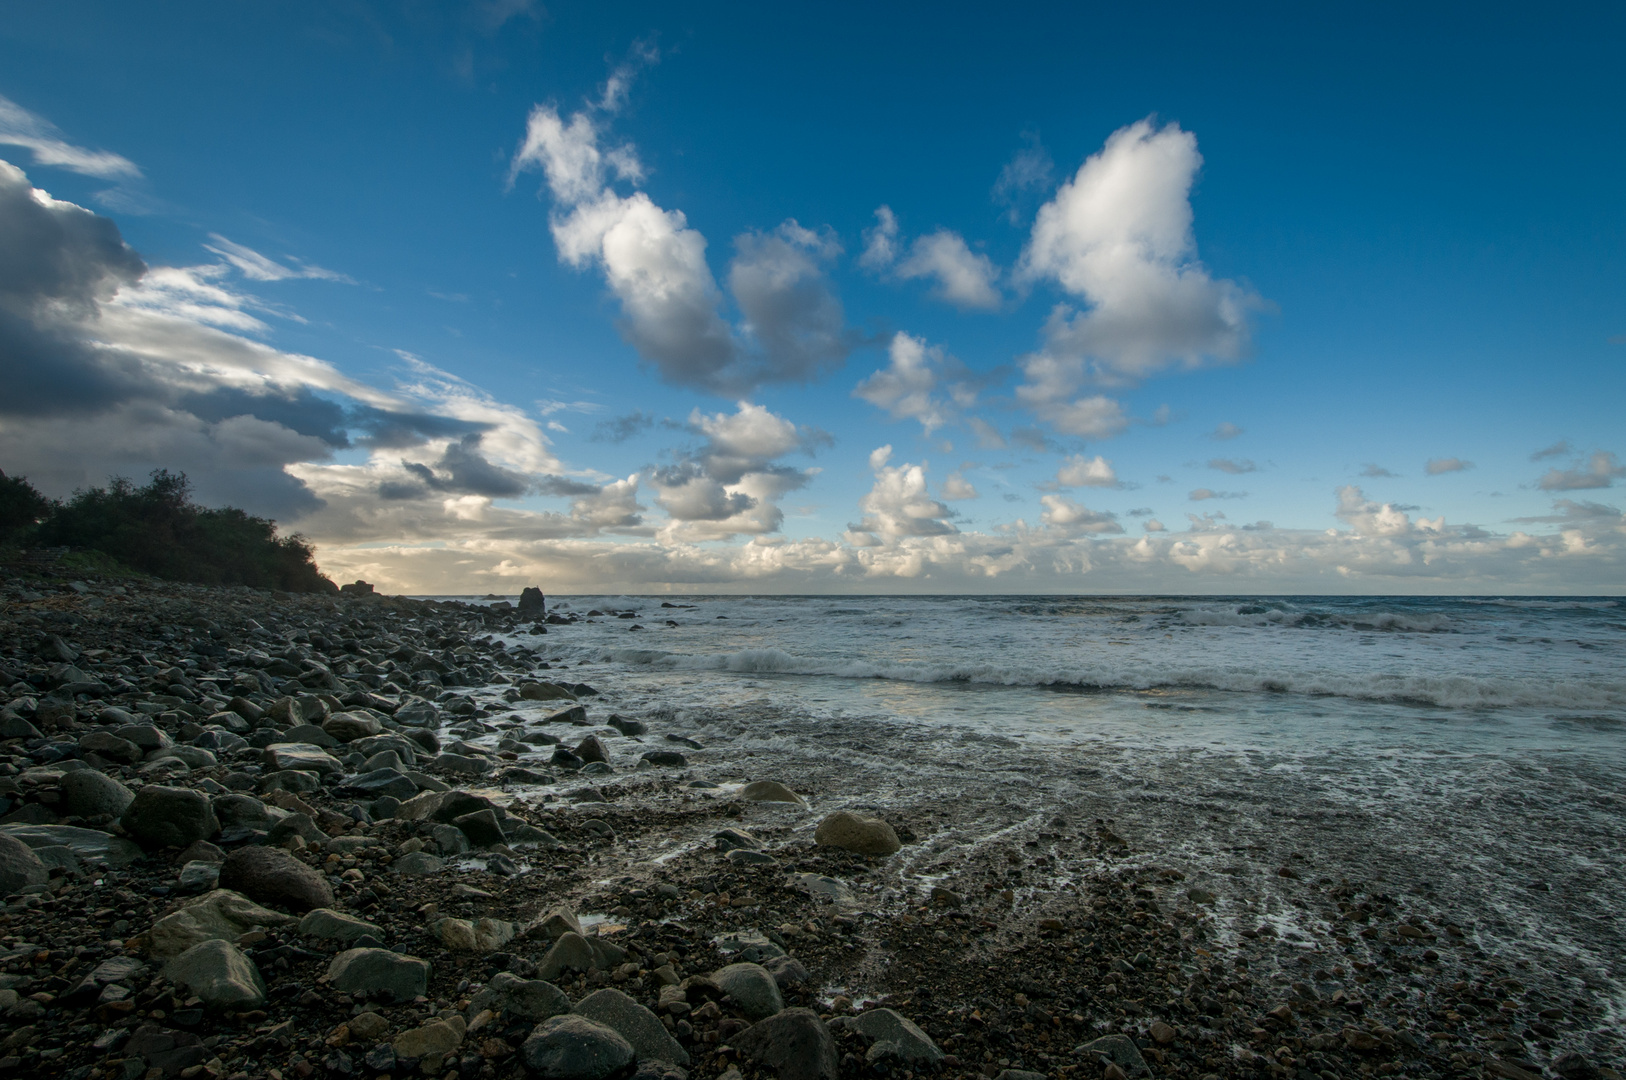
[762, 956, 810, 992]
[573, 987, 690, 1066]
[300, 908, 383, 943]
[993, 1072, 1048, 1080]
[178, 860, 221, 891]
[283, 724, 340, 749]
[712, 962, 785, 1020]
[606, 716, 646, 736]
[212, 793, 274, 831]
[266, 812, 326, 846]
[430, 823, 471, 855]
[163, 939, 267, 1008]
[393, 1017, 465, 1061]
[391, 851, 446, 875]
[148, 889, 296, 958]
[0, 714, 41, 740]
[0, 833, 47, 895]
[324, 712, 382, 742]
[114, 724, 172, 751]
[531, 906, 583, 940]
[0, 823, 143, 867]
[518, 682, 578, 702]
[732, 1008, 839, 1080]
[120, 786, 220, 848]
[218, 845, 335, 912]
[340, 580, 375, 596]
[727, 849, 778, 866]
[264, 742, 344, 774]
[517, 587, 546, 616]
[848, 1008, 942, 1063]
[520, 1015, 633, 1080]
[574, 735, 609, 764]
[715, 827, 760, 852]
[741, 780, 806, 805]
[1148, 1020, 1177, 1044]
[433, 752, 494, 777]
[795, 873, 855, 905]
[813, 810, 901, 855]
[433, 917, 516, 952]
[350, 1011, 390, 1041]
[342, 767, 419, 801]
[453, 808, 506, 847]
[1077, 1034, 1151, 1077]
[536, 932, 599, 982]
[639, 750, 687, 767]
[328, 948, 432, 1001]
[468, 972, 571, 1020]
[177, 839, 226, 864]
[76, 730, 143, 765]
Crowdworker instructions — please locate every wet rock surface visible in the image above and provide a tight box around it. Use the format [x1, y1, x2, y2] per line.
[0, 556, 1618, 1080]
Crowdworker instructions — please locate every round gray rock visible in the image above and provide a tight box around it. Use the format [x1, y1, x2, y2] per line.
[573, 987, 689, 1065]
[328, 948, 431, 1001]
[120, 785, 220, 848]
[163, 938, 267, 1007]
[733, 1007, 839, 1080]
[60, 770, 135, 818]
[712, 962, 785, 1020]
[0, 834, 47, 896]
[218, 844, 334, 912]
[521, 1014, 633, 1080]
[813, 810, 901, 855]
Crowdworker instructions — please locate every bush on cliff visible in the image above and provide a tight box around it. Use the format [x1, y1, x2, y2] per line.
[22, 469, 337, 593]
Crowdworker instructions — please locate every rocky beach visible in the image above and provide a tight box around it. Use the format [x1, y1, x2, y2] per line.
[0, 553, 1619, 1080]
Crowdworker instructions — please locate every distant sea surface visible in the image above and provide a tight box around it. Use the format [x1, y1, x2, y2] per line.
[491, 594, 1626, 760]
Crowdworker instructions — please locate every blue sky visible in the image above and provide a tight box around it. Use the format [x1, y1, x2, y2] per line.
[1, 2, 1622, 592]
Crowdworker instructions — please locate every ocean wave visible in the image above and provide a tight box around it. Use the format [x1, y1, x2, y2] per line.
[590, 645, 1626, 712]
[1177, 604, 1453, 632]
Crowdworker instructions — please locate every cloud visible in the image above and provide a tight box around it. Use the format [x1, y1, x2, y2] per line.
[1511, 499, 1622, 524]
[204, 235, 352, 283]
[1012, 377, 1129, 439]
[852, 331, 980, 434]
[860, 206, 899, 271]
[387, 434, 532, 499]
[1425, 457, 1473, 475]
[967, 417, 1006, 449]
[1531, 440, 1571, 461]
[1190, 488, 1246, 501]
[849, 452, 957, 545]
[895, 230, 1001, 310]
[1335, 485, 1442, 536]
[1054, 454, 1118, 487]
[0, 95, 141, 180]
[1040, 494, 1123, 533]
[1210, 421, 1243, 440]
[992, 132, 1055, 223]
[1208, 457, 1257, 475]
[590, 410, 655, 442]
[1143, 518, 1166, 533]
[1538, 450, 1625, 491]
[1017, 118, 1263, 389]
[511, 85, 853, 396]
[941, 471, 979, 500]
[1361, 463, 1397, 478]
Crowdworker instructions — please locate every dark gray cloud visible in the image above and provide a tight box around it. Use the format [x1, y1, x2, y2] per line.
[389, 435, 531, 499]
[591, 410, 655, 443]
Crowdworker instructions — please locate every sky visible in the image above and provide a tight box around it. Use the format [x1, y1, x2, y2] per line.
[1, 1, 1623, 594]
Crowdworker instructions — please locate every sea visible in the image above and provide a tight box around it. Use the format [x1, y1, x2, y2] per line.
[462, 593, 1626, 1033]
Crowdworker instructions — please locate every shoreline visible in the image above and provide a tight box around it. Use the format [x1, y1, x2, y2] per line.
[0, 559, 1619, 1080]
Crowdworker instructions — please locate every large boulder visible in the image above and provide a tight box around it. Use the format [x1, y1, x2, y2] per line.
[573, 987, 689, 1066]
[323, 712, 382, 742]
[846, 1007, 943, 1063]
[76, 730, 143, 765]
[148, 889, 296, 958]
[467, 972, 570, 1021]
[0, 823, 142, 868]
[264, 743, 344, 774]
[517, 587, 546, 616]
[164, 939, 267, 1008]
[432, 917, 515, 952]
[732, 1008, 839, 1080]
[299, 908, 382, 943]
[813, 810, 901, 855]
[712, 962, 785, 1020]
[453, 808, 506, 847]
[520, 1015, 633, 1079]
[328, 948, 431, 1001]
[218, 845, 334, 912]
[60, 770, 135, 818]
[536, 931, 598, 982]
[0, 833, 47, 896]
[120, 786, 219, 848]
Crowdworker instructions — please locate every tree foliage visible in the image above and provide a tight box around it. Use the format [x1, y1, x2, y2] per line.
[0, 469, 55, 532]
[13, 468, 335, 592]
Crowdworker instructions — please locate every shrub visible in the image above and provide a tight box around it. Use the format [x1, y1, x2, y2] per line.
[34, 469, 336, 592]
[0, 470, 53, 533]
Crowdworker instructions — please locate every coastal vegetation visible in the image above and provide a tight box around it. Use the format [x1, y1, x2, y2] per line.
[0, 467, 335, 593]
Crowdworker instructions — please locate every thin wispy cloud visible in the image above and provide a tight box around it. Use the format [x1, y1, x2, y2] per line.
[0, 94, 141, 180]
